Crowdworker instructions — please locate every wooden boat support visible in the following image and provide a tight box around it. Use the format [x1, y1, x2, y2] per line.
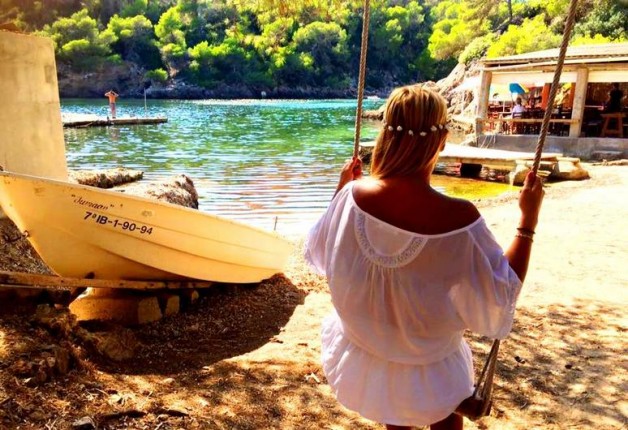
[0, 270, 214, 291]
[62, 117, 168, 128]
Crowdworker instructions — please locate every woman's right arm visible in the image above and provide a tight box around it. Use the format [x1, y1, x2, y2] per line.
[334, 157, 362, 198]
[505, 171, 545, 282]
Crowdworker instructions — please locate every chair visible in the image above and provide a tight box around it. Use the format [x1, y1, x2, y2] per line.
[529, 110, 543, 135]
[601, 113, 624, 138]
[511, 112, 523, 134]
[583, 109, 603, 137]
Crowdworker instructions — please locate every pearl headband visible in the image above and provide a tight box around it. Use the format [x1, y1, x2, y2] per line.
[383, 122, 448, 137]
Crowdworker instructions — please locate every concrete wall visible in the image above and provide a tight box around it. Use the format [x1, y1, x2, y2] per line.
[0, 31, 67, 217]
[0, 31, 67, 178]
[477, 134, 628, 160]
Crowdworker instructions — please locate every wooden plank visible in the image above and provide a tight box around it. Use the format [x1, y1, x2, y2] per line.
[0, 270, 214, 290]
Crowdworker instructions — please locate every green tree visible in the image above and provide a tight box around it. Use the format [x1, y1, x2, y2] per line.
[42, 9, 117, 70]
[428, 1, 490, 61]
[573, 0, 628, 41]
[292, 21, 349, 87]
[203, 1, 240, 44]
[267, 45, 311, 87]
[458, 33, 498, 65]
[107, 14, 163, 69]
[155, 6, 188, 74]
[365, 2, 430, 85]
[188, 37, 269, 87]
[487, 14, 561, 57]
[145, 68, 169, 82]
[0, 0, 85, 30]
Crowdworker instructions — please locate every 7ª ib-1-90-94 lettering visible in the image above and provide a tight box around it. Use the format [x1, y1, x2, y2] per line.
[83, 211, 154, 235]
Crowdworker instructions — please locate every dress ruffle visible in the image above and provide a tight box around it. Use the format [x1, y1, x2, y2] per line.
[322, 312, 474, 427]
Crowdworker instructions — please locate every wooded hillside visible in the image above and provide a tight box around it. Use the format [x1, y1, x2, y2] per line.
[1, 0, 625, 96]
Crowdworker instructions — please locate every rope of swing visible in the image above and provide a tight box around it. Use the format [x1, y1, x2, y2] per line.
[476, 0, 580, 402]
[353, 0, 371, 159]
[531, 0, 580, 174]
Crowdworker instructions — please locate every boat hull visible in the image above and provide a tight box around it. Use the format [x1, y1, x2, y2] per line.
[0, 172, 293, 283]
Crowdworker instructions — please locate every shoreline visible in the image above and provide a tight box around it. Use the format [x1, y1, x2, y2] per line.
[0, 164, 625, 429]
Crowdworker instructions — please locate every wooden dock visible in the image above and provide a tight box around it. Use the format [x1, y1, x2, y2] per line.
[358, 141, 589, 182]
[359, 141, 561, 170]
[62, 113, 167, 128]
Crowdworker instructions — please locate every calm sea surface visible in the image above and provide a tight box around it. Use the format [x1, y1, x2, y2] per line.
[61, 98, 513, 236]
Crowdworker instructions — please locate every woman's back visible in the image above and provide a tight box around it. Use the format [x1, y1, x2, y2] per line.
[304, 84, 544, 429]
[352, 177, 480, 236]
[306, 182, 522, 360]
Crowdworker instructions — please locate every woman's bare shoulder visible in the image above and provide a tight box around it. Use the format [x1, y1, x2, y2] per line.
[352, 178, 481, 234]
[442, 195, 481, 226]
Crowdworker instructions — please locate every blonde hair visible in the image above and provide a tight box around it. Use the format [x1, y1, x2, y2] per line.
[370, 85, 448, 179]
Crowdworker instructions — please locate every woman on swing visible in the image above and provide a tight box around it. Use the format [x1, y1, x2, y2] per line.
[305, 85, 544, 429]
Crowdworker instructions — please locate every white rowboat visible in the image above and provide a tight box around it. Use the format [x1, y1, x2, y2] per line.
[0, 171, 293, 283]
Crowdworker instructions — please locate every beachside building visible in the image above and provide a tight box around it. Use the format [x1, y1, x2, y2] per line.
[473, 43, 628, 159]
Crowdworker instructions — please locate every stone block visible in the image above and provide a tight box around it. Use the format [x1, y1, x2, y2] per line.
[551, 160, 590, 181]
[509, 163, 530, 186]
[69, 288, 162, 326]
[157, 293, 180, 316]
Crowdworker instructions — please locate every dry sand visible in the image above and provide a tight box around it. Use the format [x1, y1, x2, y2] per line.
[0, 164, 626, 429]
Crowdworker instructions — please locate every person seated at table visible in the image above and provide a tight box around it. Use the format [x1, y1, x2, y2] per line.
[508, 97, 527, 134]
[512, 97, 526, 115]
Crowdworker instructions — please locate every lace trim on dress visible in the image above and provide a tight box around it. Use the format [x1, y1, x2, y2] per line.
[354, 212, 428, 268]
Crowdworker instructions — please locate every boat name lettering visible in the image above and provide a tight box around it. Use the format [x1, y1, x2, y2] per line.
[83, 211, 153, 235]
[73, 195, 112, 211]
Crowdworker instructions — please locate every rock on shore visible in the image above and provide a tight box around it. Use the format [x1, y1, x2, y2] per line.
[69, 168, 144, 188]
[118, 174, 200, 209]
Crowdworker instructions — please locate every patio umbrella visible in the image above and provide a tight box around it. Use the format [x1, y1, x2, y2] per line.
[509, 83, 528, 94]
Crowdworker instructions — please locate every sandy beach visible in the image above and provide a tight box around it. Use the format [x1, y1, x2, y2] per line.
[0, 164, 626, 429]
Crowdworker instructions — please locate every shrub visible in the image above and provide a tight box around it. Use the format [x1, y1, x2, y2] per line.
[458, 34, 498, 65]
[145, 68, 168, 83]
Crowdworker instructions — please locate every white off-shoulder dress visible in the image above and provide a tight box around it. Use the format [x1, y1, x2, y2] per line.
[304, 182, 523, 426]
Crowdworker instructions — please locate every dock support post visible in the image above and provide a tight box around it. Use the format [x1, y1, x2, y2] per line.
[569, 67, 589, 138]
[475, 70, 492, 136]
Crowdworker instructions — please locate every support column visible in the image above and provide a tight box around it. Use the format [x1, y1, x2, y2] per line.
[570, 68, 589, 138]
[475, 70, 492, 136]
[541, 83, 551, 110]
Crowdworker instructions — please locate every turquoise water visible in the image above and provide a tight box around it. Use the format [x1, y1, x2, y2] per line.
[61, 99, 513, 235]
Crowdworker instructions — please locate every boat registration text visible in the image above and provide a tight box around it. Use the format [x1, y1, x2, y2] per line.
[83, 211, 154, 235]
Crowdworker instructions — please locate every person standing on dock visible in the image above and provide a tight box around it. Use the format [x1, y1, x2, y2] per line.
[105, 90, 119, 119]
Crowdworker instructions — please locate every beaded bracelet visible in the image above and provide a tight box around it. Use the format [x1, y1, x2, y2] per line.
[515, 232, 534, 242]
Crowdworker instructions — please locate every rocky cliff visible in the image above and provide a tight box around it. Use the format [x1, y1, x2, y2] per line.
[57, 61, 387, 100]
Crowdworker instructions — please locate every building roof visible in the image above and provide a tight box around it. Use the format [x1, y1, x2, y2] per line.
[482, 42, 628, 67]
